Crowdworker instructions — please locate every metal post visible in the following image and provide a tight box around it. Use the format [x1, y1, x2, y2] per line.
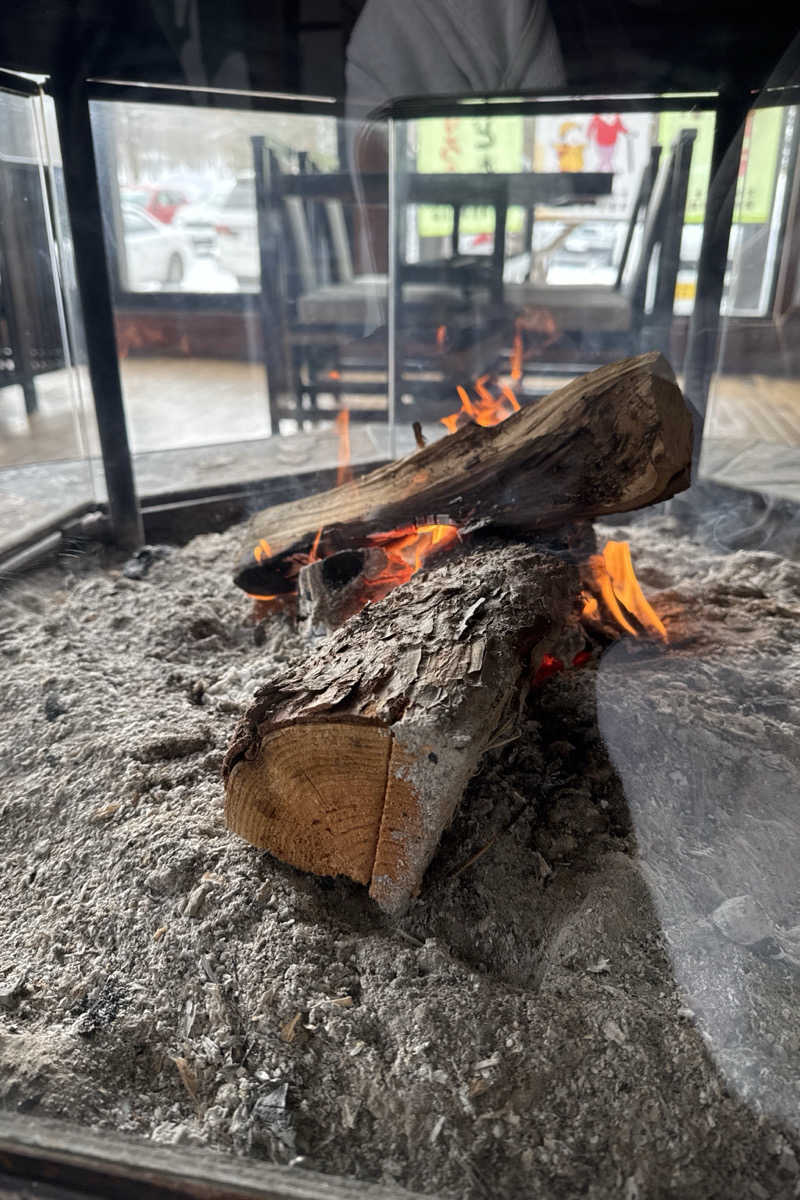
[0, 158, 39, 415]
[650, 129, 697, 354]
[682, 91, 750, 457]
[251, 136, 290, 434]
[387, 117, 400, 459]
[50, 78, 143, 550]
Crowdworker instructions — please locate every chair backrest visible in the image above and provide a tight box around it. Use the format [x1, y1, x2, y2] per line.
[615, 144, 661, 290]
[270, 153, 358, 303]
[623, 128, 697, 327]
[324, 200, 355, 283]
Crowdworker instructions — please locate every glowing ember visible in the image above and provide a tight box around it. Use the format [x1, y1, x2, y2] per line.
[532, 652, 564, 686]
[363, 523, 460, 603]
[582, 541, 666, 640]
[336, 409, 353, 486]
[436, 324, 447, 350]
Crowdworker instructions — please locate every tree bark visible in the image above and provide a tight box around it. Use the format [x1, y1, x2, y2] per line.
[233, 352, 691, 596]
[223, 541, 578, 913]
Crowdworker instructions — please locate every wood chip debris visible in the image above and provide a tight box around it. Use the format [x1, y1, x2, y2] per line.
[90, 803, 120, 822]
[602, 1018, 627, 1046]
[586, 958, 611, 974]
[173, 1055, 199, 1101]
[429, 1115, 446, 1144]
[280, 1012, 302, 1044]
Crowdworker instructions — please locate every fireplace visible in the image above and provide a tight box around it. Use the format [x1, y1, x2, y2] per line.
[1, 9, 800, 1200]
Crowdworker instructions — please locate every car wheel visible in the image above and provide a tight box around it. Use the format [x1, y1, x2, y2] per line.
[165, 253, 184, 286]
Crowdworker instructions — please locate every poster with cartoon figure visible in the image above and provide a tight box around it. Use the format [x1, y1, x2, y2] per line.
[554, 120, 585, 172]
[586, 113, 633, 172]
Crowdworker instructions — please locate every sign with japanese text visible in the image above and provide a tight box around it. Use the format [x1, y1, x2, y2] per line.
[657, 108, 784, 224]
[415, 116, 524, 237]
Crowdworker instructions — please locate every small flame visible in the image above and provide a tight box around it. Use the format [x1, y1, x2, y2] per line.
[309, 526, 323, 563]
[436, 324, 447, 350]
[510, 329, 523, 383]
[253, 538, 272, 565]
[441, 374, 520, 434]
[582, 541, 667, 641]
[364, 523, 460, 603]
[328, 369, 341, 380]
[336, 410, 352, 486]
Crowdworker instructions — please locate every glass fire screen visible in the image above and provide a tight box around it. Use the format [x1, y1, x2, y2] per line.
[0, 85, 96, 555]
[87, 94, 396, 499]
[2, 70, 800, 1200]
[386, 99, 794, 446]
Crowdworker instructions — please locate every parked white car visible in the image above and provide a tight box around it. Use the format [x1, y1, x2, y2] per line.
[121, 204, 194, 290]
[174, 183, 234, 255]
[214, 175, 260, 288]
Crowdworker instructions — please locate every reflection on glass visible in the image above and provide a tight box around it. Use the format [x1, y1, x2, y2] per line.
[0, 87, 95, 554]
[389, 104, 716, 430]
[701, 105, 800, 506]
[89, 96, 395, 499]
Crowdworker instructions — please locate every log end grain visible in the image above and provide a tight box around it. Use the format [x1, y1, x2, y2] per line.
[225, 717, 393, 885]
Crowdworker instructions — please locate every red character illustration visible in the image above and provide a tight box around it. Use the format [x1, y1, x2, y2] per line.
[586, 114, 629, 172]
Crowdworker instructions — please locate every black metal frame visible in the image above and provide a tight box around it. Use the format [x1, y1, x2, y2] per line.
[49, 76, 144, 550]
[0, 68, 39, 97]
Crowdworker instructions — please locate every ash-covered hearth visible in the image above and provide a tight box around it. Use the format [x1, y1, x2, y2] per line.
[2, 365, 800, 1197]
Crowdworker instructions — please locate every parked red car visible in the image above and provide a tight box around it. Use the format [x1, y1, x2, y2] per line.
[121, 185, 187, 224]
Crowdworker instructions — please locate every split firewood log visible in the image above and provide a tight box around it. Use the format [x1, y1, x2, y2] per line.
[234, 351, 691, 596]
[223, 540, 578, 914]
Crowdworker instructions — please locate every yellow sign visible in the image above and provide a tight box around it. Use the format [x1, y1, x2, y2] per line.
[657, 108, 784, 224]
[415, 116, 524, 237]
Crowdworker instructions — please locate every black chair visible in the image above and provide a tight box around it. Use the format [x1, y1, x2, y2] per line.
[504, 130, 696, 360]
[0, 157, 67, 414]
[252, 138, 510, 429]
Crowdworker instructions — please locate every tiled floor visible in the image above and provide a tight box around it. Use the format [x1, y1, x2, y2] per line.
[701, 373, 800, 504]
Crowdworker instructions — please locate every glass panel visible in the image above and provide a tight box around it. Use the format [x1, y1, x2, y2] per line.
[391, 102, 713, 433]
[701, 103, 800, 505]
[0, 87, 96, 555]
[89, 95, 393, 499]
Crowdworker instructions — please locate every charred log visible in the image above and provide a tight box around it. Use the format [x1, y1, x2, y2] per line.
[234, 352, 691, 596]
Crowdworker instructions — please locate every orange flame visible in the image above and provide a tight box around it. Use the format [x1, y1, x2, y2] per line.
[308, 526, 323, 564]
[336, 410, 352, 486]
[441, 374, 520, 434]
[364, 523, 459, 603]
[582, 541, 666, 641]
[510, 329, 523, 383]
[436, 324, 447, 350]
[253, 538, 272, 565]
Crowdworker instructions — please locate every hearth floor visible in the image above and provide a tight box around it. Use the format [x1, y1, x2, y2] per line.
[1, 515, 799, 1198]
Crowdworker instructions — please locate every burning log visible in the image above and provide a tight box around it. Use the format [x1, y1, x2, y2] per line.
[234, 352, 691, 596]
[223, 541, 578, 914]
[296, 547, 384, 638]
